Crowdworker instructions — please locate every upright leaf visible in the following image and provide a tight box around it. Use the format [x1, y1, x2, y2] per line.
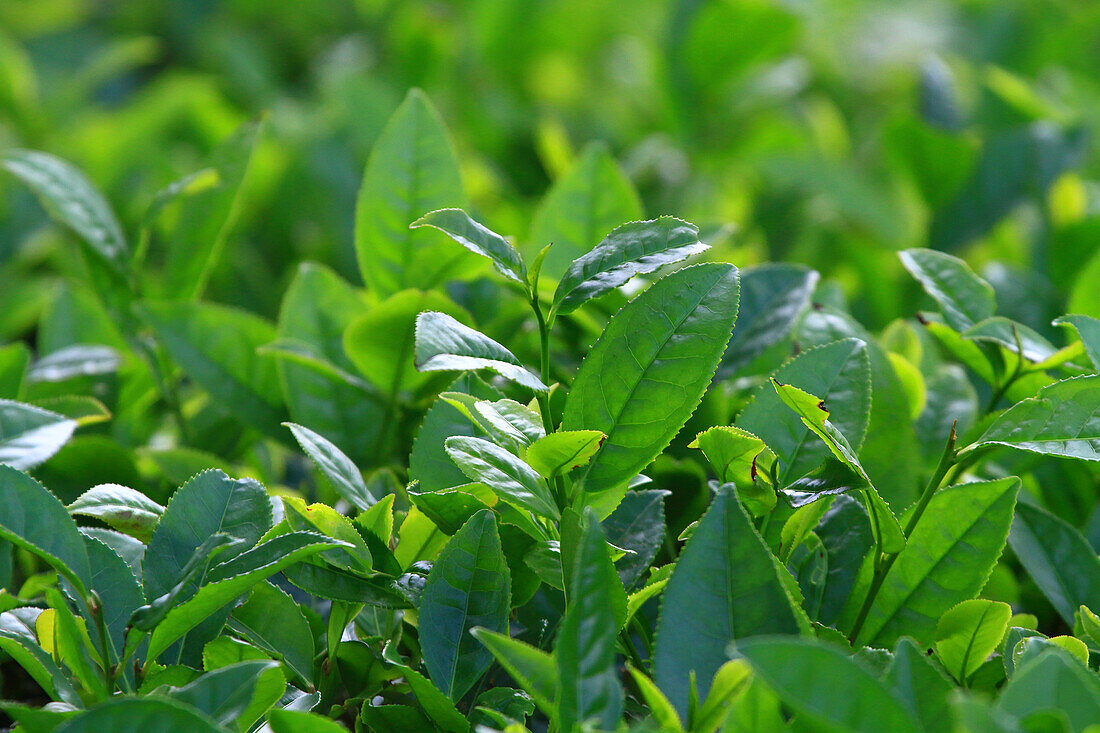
[653, 487, 802, 720]
[737, 637, 921, 733]
[143, 470, 272, 604]
[285, 423, 375, 511]
[719, 264, 819, 377]
[0, 400, 77, 470]
[344, 289, 467, 400]
[886, 637, 954, 732]
[856, 478, 1019, 648]
[275, 262, 380, 465]
[551, 217, 707, 315]
[564, 263, 740, 516]
[411, 209, 525, 283]
[1009, 501, 1100, 626]
[602, 489, 669, 589]
[555, 511, 624, 732]
[528, 142, 643, 279]
[419, 510, 511, 701]
[355, 89, 473, 295]
[1055, 314, 1100, 371]
[141, 301, 284, 438]
[415, 312, 546, 392]
[737, 339, 870, 484]
[470, 628, 556, 716]
[160, 120, 263, 299]
[0, 466, 92, 598]
[995, 649, 1100, 731]
[935, 599, 1012, 682]
[1, 150, 127, 269]
[164, 659, 283, 731]
[230, 582, 315, 686]
[899, 248, 995, 331]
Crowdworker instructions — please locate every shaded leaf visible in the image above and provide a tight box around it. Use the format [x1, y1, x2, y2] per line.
[414, 312, 546, 392]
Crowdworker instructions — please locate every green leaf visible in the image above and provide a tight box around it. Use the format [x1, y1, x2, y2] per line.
[141, 301, 284, 438]
[689, 427, 776, 515]
[0, 466, 92, 598]
[83, 534, 144, 660]
[419, 510, 511, 701]
[144, 469, 272, 603]
[274, 262, 380, 466]
[769, 378, 904, 553]
[445, 436, 558, 520]
[555, 510, 624, 732]
[603, 489, 669, 589]
[564, 263, 740, 516]
[164, 659, 283, 731]
[408, 484, 496, 536]
[411, 377, 501, 492]
[856, 478, 1019, 648]
[964, 316, 1058, 363]
[551, 217, 707, 315]
[0, 399, 77, 470]
[816, 495, 873, 626]
[285, 423, 375, 511]
[899, 248, 995, 331]
[0, 342, 29, 399]
[471, 628, 556, 717]
[719, 264, 819, 378]
[886, 637, 954, 733]
[995, 648, 1100, 731]
[411, 208, 525, 283]
[1, 149, 127, 270]
[146, 531, 347, 662]
[1009, 501, 1100, 626]
[967, 376, 1100, 460]
[935, 599, 1013, 682]
[53, 697, 225, 732]
[654, 487, 802, 720]
[344, 289, 467, 400]
[0, 625, 81, 706]
[1055, 314, 1100, 371]
[414, 311, 546, 392]
[355, 89, 473, 296]
[528, 142, 643, 280]
[28, 344, 121, 383]
[736, 637, 921, 733]
[68, 484, 163, 542]
[386, 661, 470, 733]
[230, 581, 315, 686]
[268, 710, 348, 733]
[524, 430, 605, 479]
[738, 339, 870, 484]
[159, 119, 263, 299]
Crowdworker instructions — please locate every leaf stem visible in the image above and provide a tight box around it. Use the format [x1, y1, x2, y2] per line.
[89, 592, 116, 697]
[848, 424, 958, 643]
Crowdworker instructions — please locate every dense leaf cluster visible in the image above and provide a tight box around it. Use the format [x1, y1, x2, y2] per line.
[4, 44, 1100, 730]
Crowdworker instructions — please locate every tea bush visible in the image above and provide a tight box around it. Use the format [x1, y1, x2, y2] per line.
[5, 3, 1100, 732]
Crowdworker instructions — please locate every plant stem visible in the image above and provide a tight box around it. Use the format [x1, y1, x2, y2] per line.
[89, 593, 116, 696]
[848, 425, 958, 643]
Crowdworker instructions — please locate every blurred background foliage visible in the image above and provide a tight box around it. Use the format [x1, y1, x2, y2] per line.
[4, 0, 1100, 338]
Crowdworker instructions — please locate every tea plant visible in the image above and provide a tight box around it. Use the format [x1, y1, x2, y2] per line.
[3, 89, 1100, 733]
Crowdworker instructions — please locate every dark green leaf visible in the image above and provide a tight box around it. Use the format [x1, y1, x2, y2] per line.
[163, 659, 283, 731]
[565, 263, 740, 517]
[551, 217, 707, 315]
[230, 581, 315, 686]
[654, 487, 803, 719]
[141, 301, 284, 437]
[1055, 314, 1100, 371]
[53, 697, 224, 733]
[964, 316, 1058, 363]
[995, 648, 1100, 730]
[555, 511, 624, 731]
[736, 637, 921, 733]
[1009, 501, 1100, 626]
[967, 376, 1100, 460]
[419, 510, 510, 701]
[603, 489, 668, 589]
[899, 248, 995, 331]
[856, 478, 1019, 647]
[285, 423, 375, 511]
[719, 263, 818, 377]
[471, 628, 556, 717]
[886, 637, 954, 732]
